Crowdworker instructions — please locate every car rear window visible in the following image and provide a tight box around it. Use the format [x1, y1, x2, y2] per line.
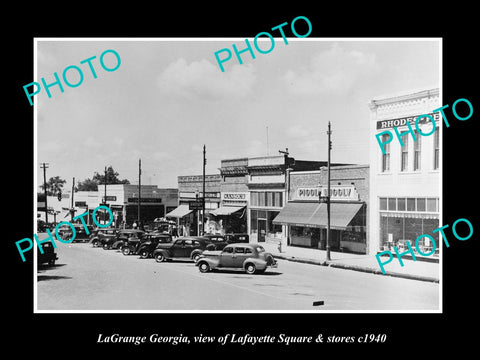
[234, 247, 245, 253]
[255, 246, 265, 253]
[245, 248, 253, 254]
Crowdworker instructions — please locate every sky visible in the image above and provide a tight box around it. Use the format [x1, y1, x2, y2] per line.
[35, 38, 440, 191]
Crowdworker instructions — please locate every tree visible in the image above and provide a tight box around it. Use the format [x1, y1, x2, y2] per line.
[40, 176, 66, 196]
[76, 166, 130, 191]
[75, 178, 99, 191]
[93, 166, 130, 185]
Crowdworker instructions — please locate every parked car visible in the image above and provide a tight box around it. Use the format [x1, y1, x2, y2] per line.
[103, 229, 145, 250]
[88, 228, 117, 247]
[195, 243, 277, 274]
[153, 237, 211, 262]
[57, 223, 94, 242]
[37, 242, 58, 267]
[121, 236, 145, 255]
[137, 233, 173, 258]
[203, 233, 250, 250]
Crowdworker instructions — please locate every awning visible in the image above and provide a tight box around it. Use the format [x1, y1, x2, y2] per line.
[209, 206, 245, 216]
[165, 204, 193, 218]
[272, 202, 363, 230]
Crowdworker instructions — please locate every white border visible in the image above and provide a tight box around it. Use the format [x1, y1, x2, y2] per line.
[33, 37, 442, 314]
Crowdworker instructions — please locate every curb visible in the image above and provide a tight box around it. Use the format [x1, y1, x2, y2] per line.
[273, 253, 439, 283]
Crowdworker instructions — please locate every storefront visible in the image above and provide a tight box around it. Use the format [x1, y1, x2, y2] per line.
[172, 174, 221, 235]
[208, 191, 248, 234]
[369, 88, 440, 259]
[273, 166, 369, 254]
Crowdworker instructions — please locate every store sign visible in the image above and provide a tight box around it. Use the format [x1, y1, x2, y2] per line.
[127, 197, 162, 203]
[189, 198, 205, 210]
[296, 185, 359, 201]
[102, 195, 117, 202]
[376, 112, 440, 130]
[222, 192, 247, 201]
[179, 192, 220, 199]
[75, 201, 87, 207]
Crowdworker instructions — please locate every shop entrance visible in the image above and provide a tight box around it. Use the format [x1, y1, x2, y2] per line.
[258, 219, 266, 242]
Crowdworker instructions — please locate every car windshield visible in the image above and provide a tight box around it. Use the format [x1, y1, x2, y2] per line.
[255, 246, 265, 253]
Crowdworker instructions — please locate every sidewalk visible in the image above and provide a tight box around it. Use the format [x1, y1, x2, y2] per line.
[261, 243, 440, 283]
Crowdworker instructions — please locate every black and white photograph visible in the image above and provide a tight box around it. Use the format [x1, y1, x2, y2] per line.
[33, 38, 442, 312]
[7, 7, 478, 355]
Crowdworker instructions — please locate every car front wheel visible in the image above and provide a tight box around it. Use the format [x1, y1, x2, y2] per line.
[155, 253, 165, 263]
[245, 263, 256, 274]
[198, 261, 210, 273]
[140, 250, 149, 259]
[122, 247, 131, 256]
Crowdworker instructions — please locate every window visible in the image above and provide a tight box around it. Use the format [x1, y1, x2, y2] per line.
[234, 247, 245, 253]
[397, 198, 406, 211]
[250, 210, 258, 233]
[381, 134, 390, 172]
[434, 127, 440, 170]
[380, 198, 388, 210]
[245, 248, 253, 254]
[274, 192, 282, 207]
[407, 198, 416, 211]
[266, 192, 274, 206]
[414, 130, 421, 171]
[388, 198, 396, 211]
[258, 192, 266, 206]
[401, 135, 408, 171]
[427, 198, 438, 212]
[416, 198, 426, 212]
[250, 192, 258, 206]
[223, 247, 233, 253]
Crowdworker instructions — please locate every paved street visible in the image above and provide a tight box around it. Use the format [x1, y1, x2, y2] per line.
[36, 238, 439, 311]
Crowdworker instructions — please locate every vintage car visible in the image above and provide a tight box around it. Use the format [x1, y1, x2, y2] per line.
[153, 237, 211, 262]
[57, 223, 94, 242]
[136, 233, 173, 258]
[88, 228, 117, 247]
[103, 229, 145, 250]
[37, 242, 58, 267]
[195, 243, 277, 274]
[203, 233, 250, 251]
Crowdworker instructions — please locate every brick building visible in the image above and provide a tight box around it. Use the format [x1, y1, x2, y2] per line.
[273, 165, 369, 254]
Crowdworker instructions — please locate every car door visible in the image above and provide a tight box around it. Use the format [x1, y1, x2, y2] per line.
[232, 246, 249, 267]
[183, 239, 194, 258]
[171, 240, 185, 257]
[219, 246, 235, 267]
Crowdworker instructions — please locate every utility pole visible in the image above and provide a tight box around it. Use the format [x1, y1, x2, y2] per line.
[40, 163, 49, 224]
[138, 159, 141, 225]
[71, 177, 75, 222]
[326, 122, 332, 261]
[202, 145, 206, 236]
[104, 166, 108, 224]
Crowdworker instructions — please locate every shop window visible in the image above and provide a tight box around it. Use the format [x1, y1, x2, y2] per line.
[406, 198, 416, 211]
[257, 210, 267, 219]
[397, 198, 406, 211]
[427, 198, 438, 212]
[416, 198, 426, 212]
[414, 130, 421, 171]
[250, 210, 257, 233]
[388, 198, 396, 211]
[267, 211, 282, 238]
[381, 134, 390, 172]
[379, 198, 387, 210]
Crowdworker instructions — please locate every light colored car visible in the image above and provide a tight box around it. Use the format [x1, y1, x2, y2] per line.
[195, 243, 277, 274]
